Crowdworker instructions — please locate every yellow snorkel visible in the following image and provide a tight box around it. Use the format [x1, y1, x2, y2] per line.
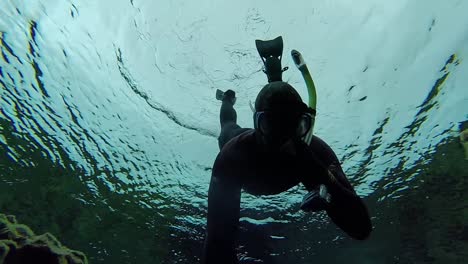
[291, 50, 317, 145]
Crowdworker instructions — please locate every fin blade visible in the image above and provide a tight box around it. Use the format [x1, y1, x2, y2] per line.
[216, 89, 224, 101]
[256, 36, 283, 59]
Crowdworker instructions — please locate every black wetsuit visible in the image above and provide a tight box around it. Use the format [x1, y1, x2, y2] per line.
[203, 100, 372, 264]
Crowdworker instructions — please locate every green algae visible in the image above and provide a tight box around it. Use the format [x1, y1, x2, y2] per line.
[0, 213, 87, 264]
[369, 125, 468, 264]
[0, 114, 181, 263]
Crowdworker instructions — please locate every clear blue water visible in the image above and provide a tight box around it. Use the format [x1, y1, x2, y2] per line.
[1, 0, 467, 263]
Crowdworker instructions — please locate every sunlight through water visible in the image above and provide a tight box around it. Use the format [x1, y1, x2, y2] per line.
[1, 0, 467, 263]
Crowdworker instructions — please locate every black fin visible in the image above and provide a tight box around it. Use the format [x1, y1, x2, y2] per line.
[215, 89, 224, 101]
[255, 36, 283, 59]
[255, 36, 285, 82]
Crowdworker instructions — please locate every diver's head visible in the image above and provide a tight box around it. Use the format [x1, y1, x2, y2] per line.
[253, 81, 312, 151]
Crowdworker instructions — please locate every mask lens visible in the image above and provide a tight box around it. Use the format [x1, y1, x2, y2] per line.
[257, 111, 301, 138]
[257, 112, 270, 135]
[296, 114, 312, 137]
[258, 112, 284, 135]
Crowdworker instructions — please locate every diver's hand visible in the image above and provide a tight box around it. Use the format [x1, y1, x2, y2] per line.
[295, 139, 337, 185]
[300, 184, 331, 212]
[323, 164, 340, 186]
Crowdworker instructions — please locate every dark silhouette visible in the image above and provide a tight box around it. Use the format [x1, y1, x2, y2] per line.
[202, 82, 372, 264]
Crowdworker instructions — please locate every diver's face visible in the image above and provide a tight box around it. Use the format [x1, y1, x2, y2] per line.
[256, 131, 297, 155]
[254, 110, 301, 154]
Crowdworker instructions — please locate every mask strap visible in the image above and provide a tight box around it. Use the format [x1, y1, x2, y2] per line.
[253, 111, 260, 130]
[249, 100, 255, 113]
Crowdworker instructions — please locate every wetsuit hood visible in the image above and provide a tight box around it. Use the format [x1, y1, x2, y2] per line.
[255, 81, 307, 113]
[253, 81, 310, 152]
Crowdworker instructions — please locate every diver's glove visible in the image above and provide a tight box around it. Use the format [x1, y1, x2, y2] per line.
[300, 184, 332, 212]
[216, 89, 237, 105]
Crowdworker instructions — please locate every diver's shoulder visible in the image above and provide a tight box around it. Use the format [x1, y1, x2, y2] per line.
[213, 129, 255, 177]
[224, 129, 255, 149]
[237, 128, 256, 141]
[217, 129, 255, 159]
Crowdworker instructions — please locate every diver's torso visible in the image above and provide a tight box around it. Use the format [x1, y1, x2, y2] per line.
[221, 130, 318, 195]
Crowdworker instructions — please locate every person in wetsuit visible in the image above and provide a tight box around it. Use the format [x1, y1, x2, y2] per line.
[202, 81, 372, 264]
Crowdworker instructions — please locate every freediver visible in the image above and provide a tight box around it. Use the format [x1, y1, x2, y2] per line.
[202, 37, 372, 264]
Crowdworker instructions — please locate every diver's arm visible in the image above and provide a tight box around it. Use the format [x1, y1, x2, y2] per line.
[298, 138, 372, 240]
[202, 155, 242, 264]
[323, 166, 372, 240]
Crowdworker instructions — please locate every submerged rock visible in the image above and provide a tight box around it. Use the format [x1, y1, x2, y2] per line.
[461, 128, 468, 160]
[0, 213, 87, 264]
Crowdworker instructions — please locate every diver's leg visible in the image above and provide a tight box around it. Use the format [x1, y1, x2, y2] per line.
[218, 90, 249, 150]
[220, 98, 237, 128]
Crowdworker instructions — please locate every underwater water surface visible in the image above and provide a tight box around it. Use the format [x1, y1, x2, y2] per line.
[1, 0, 467, 263]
